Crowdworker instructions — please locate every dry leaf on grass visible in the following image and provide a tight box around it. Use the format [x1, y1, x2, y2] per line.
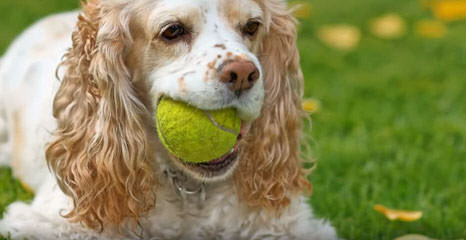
[302, 98, 321, 114]
[369, 14, 406, 39]
[394, 234, 437, 240]
[317, 24, 361, 50]
[374, 204, 423, 221]
[415, 20, 447, 38]
[432, 0, 466, 21]
[291, 2, 312, 19]
[20, 180, 34, 194]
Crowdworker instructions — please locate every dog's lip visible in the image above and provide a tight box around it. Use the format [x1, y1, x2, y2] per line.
[174, 146, 238, 178]
[188, 147, 239, 172]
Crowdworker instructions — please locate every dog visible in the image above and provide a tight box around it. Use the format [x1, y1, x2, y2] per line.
[0, 0, 338, 239]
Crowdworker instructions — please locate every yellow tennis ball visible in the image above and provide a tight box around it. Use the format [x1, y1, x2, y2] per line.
[156, 97, 241, 163]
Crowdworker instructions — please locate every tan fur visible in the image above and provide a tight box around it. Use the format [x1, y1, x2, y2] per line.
[46, 0, 157, 231]
[221, 0, 241, 25]
[234, 0, 311, 212]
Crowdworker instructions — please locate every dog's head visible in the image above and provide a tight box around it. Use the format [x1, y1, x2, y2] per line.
[46, 0, 310, 231]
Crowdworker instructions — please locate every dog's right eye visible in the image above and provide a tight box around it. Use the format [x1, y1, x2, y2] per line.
[160, 23, 188, 42]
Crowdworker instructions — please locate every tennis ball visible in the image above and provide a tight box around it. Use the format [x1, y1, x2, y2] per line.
[156, 97, 241, 163]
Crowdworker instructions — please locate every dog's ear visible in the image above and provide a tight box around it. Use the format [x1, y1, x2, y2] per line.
[234, 0, 311, 212]
[46, 0, 156, 230]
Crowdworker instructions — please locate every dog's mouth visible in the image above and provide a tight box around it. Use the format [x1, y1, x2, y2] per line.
[178, 124, 245, 179]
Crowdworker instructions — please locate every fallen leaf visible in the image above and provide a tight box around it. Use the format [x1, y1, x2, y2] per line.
[369, 14, 406, 39]
[302, 98, 321, 114]
[317, 24, 361, 50]
[394, 234, 437, 240]
[20, 180, 34, 194]
[432, 0, 466, 21]
[415, 20, 447, 38]
[374, 204, 423, 222]
[291, 2, 312, 19]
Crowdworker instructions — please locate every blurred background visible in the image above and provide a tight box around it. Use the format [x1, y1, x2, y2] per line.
[0, 0, 465, 239]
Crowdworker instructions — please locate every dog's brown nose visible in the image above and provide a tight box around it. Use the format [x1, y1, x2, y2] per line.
[219, 60, 259, 96]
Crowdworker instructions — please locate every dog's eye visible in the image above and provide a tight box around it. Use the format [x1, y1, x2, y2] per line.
[161, 23, 188, 42]
[243, 20, 261, 37]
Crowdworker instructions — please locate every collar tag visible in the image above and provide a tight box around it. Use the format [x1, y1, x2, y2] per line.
[164, 169, 206, 209]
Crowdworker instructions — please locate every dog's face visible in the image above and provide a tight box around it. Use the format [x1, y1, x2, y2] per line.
[48, 0, 309, 230]
[126, 0, 265, 181]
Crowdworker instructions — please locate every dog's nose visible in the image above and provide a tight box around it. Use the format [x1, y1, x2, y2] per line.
[219, 60, 259, 96]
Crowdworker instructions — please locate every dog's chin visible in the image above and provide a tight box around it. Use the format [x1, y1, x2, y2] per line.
[167, 145, 241, 183]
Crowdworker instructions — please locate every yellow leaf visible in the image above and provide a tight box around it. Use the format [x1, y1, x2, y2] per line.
[415, 20, 447, 38]
[20, 180, 34, 194]
[317, 24, 361, 50]
[369, 13, 406, 39]
[302, 98, 321, 114]
[374, 204, 423, 222]
[433, 0, 466, 21]
[395, 234, 437, 240]
[290, 2, 312, 19]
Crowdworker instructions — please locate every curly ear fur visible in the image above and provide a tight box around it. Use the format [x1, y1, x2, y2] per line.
[46, 0, 156, 230]
[234, 0, 311, 212]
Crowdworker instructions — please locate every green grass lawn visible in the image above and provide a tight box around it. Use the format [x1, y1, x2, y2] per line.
[1, 0, 465, 239]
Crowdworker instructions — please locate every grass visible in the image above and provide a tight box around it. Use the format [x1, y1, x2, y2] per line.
[1, 0, 465, 239]
[0, 169, 33, 219]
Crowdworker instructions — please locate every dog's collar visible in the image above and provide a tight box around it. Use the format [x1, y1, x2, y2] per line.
[163, 168, 206, 208]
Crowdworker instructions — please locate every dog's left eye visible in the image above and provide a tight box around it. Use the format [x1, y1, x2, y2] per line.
[242, 20, 261, 37]
[161, 23, 188, 42]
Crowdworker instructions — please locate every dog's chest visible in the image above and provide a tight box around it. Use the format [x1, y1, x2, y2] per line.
[141, 182, 254, 240]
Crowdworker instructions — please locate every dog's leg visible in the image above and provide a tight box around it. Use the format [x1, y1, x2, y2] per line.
[220, 196, 339, 240]
[0, 177, 120, 240]
[285, 198, 339, 240]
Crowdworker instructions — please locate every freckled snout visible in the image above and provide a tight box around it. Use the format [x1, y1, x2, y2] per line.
[219, 60, 260, 97]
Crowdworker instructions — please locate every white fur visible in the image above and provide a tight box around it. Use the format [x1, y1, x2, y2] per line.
[0, 2, 338, 239]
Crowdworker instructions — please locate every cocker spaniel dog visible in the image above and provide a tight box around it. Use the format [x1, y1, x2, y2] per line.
[0, 0, 338, 239]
